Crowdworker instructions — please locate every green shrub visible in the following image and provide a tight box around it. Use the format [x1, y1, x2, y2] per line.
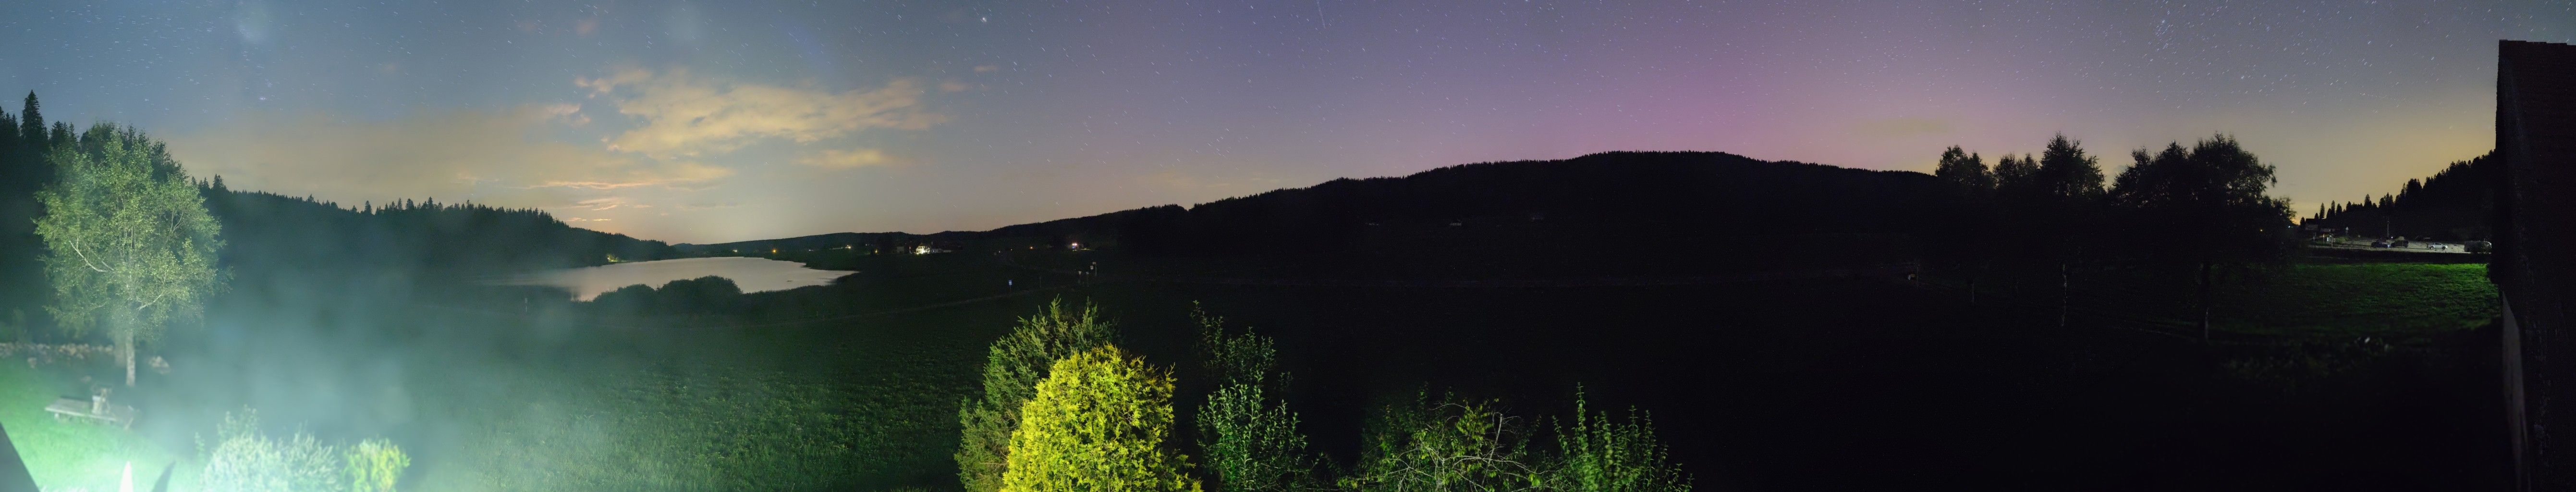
[1552, 391, 1688, 492]
[343, 438, 410, 492]
[1343, 394, 1548, 492]
[1199, 385, 1311, 492]
[958, 297, 1118, 492]
[199, 409, 343, 492]
[1000, 345, 1197, 492]
[1193, 304, 1314, 492]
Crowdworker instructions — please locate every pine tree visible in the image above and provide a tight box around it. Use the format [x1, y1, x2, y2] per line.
[20, 92, 42, 146]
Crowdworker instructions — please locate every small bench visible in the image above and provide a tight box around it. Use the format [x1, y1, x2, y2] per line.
[44, 396, 134, 429]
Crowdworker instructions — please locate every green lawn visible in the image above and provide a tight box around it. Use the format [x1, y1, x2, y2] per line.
[0, 359, 196, 492]
[1933, 261, 2499, 339]
[2208, 262, 2499, 336]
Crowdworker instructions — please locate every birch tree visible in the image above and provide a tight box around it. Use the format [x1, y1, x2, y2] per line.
[35, 124, 224, 386]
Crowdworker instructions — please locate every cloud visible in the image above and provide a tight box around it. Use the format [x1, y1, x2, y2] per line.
[573, 197, 629, 210]
[576, 68, 945, 158]
[676, 201, 741, 211]
[540, 103, 590, 127]
[795, 148, 903, 169]
[169, 106, 733, 208]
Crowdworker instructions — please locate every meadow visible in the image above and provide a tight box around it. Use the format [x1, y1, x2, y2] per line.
[1926, 260, 2499, 340]
[2, 250, 2509, 491]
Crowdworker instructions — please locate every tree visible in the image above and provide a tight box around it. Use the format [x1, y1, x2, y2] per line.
[1001, 345, 1199, 492]
[0, 95, 48, 341]
[2036, 134, 2106, 200]
[35, 123, 225, 386]
[2110, 134, 2294, 338]
[1933, 146, 1994, 192]
[959, 297, 1120, 492]
[1991, 153, 2039, 201]
[1193, 304, 1314, 492]
[1552, 389, 1689, 492]
[2029, 135, 2108, 326]
[19, 92, 41, 145]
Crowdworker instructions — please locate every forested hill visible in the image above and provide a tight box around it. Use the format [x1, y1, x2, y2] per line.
[202, 183, 678, 278]
[2303, 152, 2498, 241]
[1121, 150, 1952, 254]
[695, 151, 1958, 257]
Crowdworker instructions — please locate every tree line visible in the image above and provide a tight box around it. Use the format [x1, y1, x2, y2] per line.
[1928, 133, 2296, 337]
[200, 178, 679, 278]
[0, 94, 676, 369]
[955, 298, 1692, 492]
[2301, 153, 2497, 243]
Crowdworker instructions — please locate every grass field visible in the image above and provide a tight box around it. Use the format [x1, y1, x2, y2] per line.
[1931, 261, 2498, 339]
[0, 357, 196, 492]
[2209, 262, 2498, 336]
[13, 249, 2498, 491]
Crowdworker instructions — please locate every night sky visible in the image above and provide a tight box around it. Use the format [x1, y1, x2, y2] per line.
[0, 1, 2568, 244]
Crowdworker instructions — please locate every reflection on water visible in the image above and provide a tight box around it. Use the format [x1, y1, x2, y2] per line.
[490, 257, 854, 301]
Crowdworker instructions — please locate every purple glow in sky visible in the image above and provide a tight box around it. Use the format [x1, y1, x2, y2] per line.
[1, 0, 2568, 243]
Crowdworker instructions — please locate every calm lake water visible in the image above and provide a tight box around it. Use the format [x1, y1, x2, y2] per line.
[491, 257, 854, 301]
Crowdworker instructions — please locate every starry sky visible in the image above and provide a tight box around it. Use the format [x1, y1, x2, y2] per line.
[0, 0, 2569, 244]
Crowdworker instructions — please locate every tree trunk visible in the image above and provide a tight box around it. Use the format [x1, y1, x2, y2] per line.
[2058, 261, 2070, 328]
[2198, 261, 2214, 342]
[118, 330, 135, 387]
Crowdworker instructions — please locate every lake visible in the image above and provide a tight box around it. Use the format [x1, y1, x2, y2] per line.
[491, 257, 855, 301]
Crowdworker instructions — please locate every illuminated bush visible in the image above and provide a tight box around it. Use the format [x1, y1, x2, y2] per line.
[958, 298, 1118, 492]
[1552, 392, 1689, 492]
[1198, 385, 1309, 492]
[200, 409, 342, 492]
[999, 345, 1197, 492]
[343, 438, 410, 492]
[197, 409, 413, 492]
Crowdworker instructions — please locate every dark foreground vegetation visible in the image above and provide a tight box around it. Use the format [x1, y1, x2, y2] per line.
[0, 90, 2509, 491]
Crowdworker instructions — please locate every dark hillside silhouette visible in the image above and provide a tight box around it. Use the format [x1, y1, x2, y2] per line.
[700, 151, 1961, 263]
[1126, 151, 1954, 256]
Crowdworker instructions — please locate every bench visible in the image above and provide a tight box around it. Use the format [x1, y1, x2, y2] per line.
[44, 396, 134, 429]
